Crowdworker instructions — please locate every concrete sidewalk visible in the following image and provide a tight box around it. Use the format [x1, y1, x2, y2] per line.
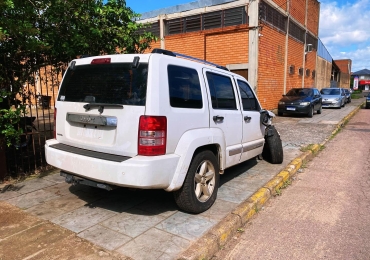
[0, 98, 365, 260]
[211, 104, 370, 259]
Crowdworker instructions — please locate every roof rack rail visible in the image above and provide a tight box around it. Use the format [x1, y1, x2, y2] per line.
[151, 48, 229, 71]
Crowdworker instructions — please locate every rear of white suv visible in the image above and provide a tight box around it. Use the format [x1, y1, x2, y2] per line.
[45, 49, 283, 213]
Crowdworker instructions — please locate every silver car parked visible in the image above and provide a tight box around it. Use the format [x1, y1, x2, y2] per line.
[320, 88, 346, 108]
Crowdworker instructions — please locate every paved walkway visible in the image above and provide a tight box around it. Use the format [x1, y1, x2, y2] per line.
[0, 98, 365, 260]
[212, 105, 370, 259]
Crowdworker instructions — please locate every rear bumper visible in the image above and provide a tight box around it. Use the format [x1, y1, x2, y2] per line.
[45, 139, 180, 189]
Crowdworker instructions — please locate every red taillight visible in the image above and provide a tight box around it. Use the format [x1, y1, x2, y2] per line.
[53, 108, 57, 139]
[91, 58, 111, 64]
[138, 116, 167, 156]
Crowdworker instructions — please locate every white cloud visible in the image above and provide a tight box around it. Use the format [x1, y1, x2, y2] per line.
[319, 0, 370, 71]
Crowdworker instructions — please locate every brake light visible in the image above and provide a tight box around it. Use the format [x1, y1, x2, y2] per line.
[91, 58, 111, 64]
[53, 108, 57, 139]
[138, 116, 167, 156]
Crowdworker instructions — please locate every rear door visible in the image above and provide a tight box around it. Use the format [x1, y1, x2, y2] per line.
[203, 69, 243, 168]
[55, 55, 149, 158]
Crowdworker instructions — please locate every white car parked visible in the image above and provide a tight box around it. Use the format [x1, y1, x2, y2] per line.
[45, 49, 283, 213]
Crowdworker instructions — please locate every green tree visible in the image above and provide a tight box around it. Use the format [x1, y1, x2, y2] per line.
[0, 0, 156, 146]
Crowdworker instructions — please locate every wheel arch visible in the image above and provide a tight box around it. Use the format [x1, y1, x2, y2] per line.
[165, 128, 225, 192]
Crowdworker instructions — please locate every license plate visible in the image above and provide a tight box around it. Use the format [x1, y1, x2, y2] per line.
[286, 107, 295, 111]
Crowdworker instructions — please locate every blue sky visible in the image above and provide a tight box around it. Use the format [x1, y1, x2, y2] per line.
[126, 0, 370, 72]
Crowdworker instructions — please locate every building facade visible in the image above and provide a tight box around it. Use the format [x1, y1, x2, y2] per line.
[352, 69, 370, 94]
[138, 0, 320, 110]
[334, 59, 352, 89]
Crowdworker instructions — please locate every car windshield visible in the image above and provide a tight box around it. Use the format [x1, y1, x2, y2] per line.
[321, 88, 340, 95]
[286, 88, 312, 97]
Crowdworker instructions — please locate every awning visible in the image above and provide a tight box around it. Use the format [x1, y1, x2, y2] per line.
[359, 80, 370, 85]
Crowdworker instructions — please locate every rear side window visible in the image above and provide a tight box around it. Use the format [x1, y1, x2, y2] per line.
[58, 63, 148, 106]
[168, 65, 202, 109]
[237, 80, 260, 111]
[206, 72, 237, 110]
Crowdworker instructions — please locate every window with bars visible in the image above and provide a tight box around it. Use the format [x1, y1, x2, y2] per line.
[203, 11, 222, 30]
[224, 7, 247, 27]
[168, 18, 184, 35]
[185, 15, 201, 32]
[166, 6, 247, 35]
[289, 21, 305, 42]
[136, 22, 160, 37]
[306, 33, 318, 50]
[259, 1, 287, 33]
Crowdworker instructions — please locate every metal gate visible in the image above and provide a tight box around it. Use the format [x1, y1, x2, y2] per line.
[4, 65, 65, 178]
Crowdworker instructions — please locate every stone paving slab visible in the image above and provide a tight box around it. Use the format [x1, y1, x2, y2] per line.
[0, 98, 364, 260]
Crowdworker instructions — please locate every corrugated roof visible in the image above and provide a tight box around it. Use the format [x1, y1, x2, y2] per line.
[138, 0, 238, 20]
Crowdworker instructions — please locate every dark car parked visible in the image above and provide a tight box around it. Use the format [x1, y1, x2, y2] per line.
[278, 88, 322, 118]
[366, 93, 370, 109]
[344, 88, 351, 103]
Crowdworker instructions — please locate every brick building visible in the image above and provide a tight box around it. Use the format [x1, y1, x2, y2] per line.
[334, 59, 352, 89]
[138, 0, 320, 110]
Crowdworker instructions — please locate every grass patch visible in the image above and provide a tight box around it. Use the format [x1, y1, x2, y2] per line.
[275, 179, 292, 196]
[300, 144, 315, 152]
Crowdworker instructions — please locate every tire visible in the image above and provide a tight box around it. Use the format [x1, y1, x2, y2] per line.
[278, 111, 283, 116]
[262, 125, 283, 164]
[317, 105, 322, 114]
[174, 150, 219, 214]
[307, 106, 314, 118]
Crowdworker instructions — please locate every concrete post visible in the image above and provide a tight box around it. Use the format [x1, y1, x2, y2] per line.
[159, 15, 165, 49]
[248, 0, 259, 92]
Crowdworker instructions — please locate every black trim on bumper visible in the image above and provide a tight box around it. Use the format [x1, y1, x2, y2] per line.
[50, 143, 131, 162]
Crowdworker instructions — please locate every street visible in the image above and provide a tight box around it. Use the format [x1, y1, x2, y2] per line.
[212, 108, 370, 259]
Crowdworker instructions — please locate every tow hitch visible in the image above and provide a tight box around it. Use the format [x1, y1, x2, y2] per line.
[60, 171, 115, 191]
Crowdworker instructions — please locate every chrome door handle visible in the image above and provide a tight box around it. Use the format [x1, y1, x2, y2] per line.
[244, 116, 251, 122]
[213, 115, 224, 122]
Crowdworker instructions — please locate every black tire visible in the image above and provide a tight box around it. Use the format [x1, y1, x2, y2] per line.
[262, 126, 283, 164]
[278, 111, 283, 116]
[174, 150, 219, 214]
[317, 105, 322, 114]
[307, 106, 314, 118]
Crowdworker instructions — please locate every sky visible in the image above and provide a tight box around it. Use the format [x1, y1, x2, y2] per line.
[125, 0, 370, 72]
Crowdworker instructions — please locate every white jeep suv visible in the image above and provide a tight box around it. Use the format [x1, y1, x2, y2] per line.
[45, 48, 283, 213]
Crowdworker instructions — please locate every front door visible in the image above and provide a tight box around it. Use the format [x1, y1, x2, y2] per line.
[235, 79, 265, 162]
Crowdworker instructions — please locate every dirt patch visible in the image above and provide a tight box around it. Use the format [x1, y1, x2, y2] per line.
[0, 201, 130, 260]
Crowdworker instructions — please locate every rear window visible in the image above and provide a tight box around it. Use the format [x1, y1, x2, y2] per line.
[321, 89, 340, 95]
[58, 62, 148, 106]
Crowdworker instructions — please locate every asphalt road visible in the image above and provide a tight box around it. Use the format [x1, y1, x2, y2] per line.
[212, 108, 370, 259]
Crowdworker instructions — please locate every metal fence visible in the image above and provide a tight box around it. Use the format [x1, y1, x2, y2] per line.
[4, 65, 65, 178]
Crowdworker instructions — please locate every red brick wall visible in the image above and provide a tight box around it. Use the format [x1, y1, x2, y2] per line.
[164, 25, 249, 66]
[290, 0, 306, 25]
[258, 26, 286, 109]
[165, 32, 205, 59]
[205, 30, 248, 66]
[307, 0, 320, 35]
[286, 38, 304, 91]
[143, 40, 161, 54]
[304, 50, 316, 88]
[272, 0, 288, 11]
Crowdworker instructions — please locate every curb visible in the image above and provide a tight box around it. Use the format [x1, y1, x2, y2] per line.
[177, 102, 364, 260]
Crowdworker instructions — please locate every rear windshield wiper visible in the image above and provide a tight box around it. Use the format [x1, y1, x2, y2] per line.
[83, 103, 123, 113]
